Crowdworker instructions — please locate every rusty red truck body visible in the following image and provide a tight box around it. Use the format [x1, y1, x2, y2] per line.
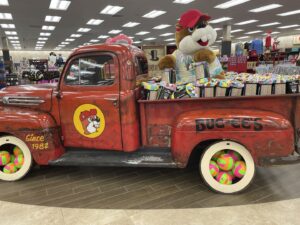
[0, 44, 299, 193]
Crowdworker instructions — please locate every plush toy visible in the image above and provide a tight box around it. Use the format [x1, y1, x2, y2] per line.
[158, 9, 225, 83]
[217, 153, 235, 171]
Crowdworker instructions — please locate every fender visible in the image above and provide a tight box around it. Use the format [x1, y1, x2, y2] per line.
[0, 106, 65, 165]
[172, 109, 294, 167]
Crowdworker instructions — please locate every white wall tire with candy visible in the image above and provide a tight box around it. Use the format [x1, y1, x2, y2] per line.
[200, 141, 255, 194]
[0, 136, 32, 181]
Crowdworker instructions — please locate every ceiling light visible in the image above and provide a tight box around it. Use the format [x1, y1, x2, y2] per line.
[61, 42, 69, 45]
[245, 30, 263, 34]
[133, 41, 141, 44]
[12, 43, 20, 46]
[49, 0, 71, 11]
[296, 28, 300, 31]
[108, 30, 122, 34]
[87, 19, 104, 25]
[90, 39, 99, 43]
[7, 36, 18, 39]
[42, 25, 56, 31]
[123, 22, 140, 27]
[77, 28, 91, 32]
[5, 31, 17, 35]
[71, 34, 82, 38]
[231, 29, 243, 33]
[165, 38, 175, 41]
[100, 5, 124, 15]
[14, 47, 22, 50]
[0, 13, 12, 20]
[36, 45, 44, 47]
[144, 37, 156, 41]
[58, 44, 66, 47]
[10, 40, 19, 43]
[234, 20, 258, 25]
[153, 24, 171, 29]
[173, 0, 195, 4]
[249, 4, 282, 13]
[143, 10, 166, 18]
[167, 42, 176, 45]
[45, 15, 61, 23]
[258, 22, 281, 27]
[236, 36, 250, 39]
[37, 41, 46, 44]
[215, 0, 250, 9]
[65, 38, 75, 41]
[128, 36, 134, 39]
[0, 23, 14, 28]
[278, 24, 300, 29]
[83, 43, 91, 46]
[40, 32, 51, 36]
[277, 9, 300, 16]
[98, 35, 109, 39]
[38, 37, 48, 40]
[0, 0, 9, 6]
[209, 17, 232, 24]
[214, 28, 222, 31]
[216, 40, 222, 43]
[160, 33, 173, 36]
[136, 31, 149, 35]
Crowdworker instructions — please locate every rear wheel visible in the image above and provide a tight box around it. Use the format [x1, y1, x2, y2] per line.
[200, 141, 255, 194]
[0, 136, 32, 181]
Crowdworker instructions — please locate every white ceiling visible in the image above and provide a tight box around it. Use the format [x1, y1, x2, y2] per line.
[1, 0, 300, 51]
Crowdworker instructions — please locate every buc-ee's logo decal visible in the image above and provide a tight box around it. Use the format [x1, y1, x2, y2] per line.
[73, 104, 105, 138]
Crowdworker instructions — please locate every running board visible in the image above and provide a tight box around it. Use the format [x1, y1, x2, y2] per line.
[49, 148, 178, 168]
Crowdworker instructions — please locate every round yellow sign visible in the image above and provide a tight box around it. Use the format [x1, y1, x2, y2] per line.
[73, 104, 105, 138]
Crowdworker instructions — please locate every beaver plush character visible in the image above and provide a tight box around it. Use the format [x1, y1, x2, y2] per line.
[158, 9, 225, 83]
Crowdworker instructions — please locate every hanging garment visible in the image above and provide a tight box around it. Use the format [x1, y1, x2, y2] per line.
[251, 39, 264, 55]
[235, 43, 244, 56]
[265, 36, 271, 48]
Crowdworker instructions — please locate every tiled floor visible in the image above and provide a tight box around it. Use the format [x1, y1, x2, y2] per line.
[0, 163, 299, 209]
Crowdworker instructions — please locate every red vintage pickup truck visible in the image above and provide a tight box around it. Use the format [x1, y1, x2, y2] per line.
[0, 44, 299, 194]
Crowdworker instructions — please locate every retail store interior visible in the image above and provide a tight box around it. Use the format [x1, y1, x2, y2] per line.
[0, 0, 300, 225]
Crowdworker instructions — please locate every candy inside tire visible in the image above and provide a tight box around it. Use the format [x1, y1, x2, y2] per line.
[199, 141, 255, 194]
[0, 136, 32, 181]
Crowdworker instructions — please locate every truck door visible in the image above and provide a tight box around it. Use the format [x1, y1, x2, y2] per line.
[58, 52, 123, 150]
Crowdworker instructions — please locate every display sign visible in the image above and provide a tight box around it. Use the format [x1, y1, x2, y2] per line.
[228, 56, 247, 73]
[293, 35, 300, 45]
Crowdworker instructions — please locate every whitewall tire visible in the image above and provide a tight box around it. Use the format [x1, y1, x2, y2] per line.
[200, 141, 255, 194]
[0, 136, 32, 181]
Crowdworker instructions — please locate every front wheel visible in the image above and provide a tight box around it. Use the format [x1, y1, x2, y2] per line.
[200, 141, 255, 194]
[0, 136, 32, 181]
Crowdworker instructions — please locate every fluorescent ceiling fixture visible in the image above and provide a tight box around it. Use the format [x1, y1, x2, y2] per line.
[5, 31, 17, 35]
[123, 22, 140, 27]
[0, 23, 14, 28]
[87, 19, 103, 25]
[249, 4, 282, 13]
[14, 47, 22, 50]
[209, 17, 232, 24]
[45, 15, 61, 22]
[215, 0, 250, 9]
[165, 38, 175, 41]
[98, 35, 109, 39]
[143, 10, 166, 18]
[49, 0, 71, 11]
[61, 42, 69, 44]
[42, 25, 56, 31]
[71, 34, 82, 37]
[136, 31, 149, 35]
[216, 40, 222, 42]
[173, 0, 195, 4]
[12, 43, 20, 46]
[0, 13, 12, 20]
[277, 10, 300, 16]
[128, 36, 134, 39]
[40, 32, 51, 36]
[133, 41, 141, 44]
[77, 28, 91, 32]
[236, 36, 250, 39]
[37, 41, 46, 44]
[7, 36, 18, 39]
[10, 40, 19, 43]
[100, 5, 124, 15]
[278, 24, 300, 29]
[58, 44, 66, 47]
[38, 37, 48, 40]
[167, 42, 176, 45]
[90, 39, 99, 43]
[65, 38, 75, 41]
[245, 30, 263, 34]
[234, 20, 258, 25]
[296, 28, 300, 31]
[214, 28, 222, 31]
[153, 24, 171, 29]
[144, 37, 156, 41]
[36, 45, 44, 47]
[108, 29, 122, 34]
[83, 43, 91, 46]
[258, 22, 281, 27]
[160, 33, 173, 36]
[0, 0, 9, 6]
[231, 29, 243, 33]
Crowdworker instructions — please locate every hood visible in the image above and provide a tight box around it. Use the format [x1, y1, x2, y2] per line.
[0, 83, 57, 112]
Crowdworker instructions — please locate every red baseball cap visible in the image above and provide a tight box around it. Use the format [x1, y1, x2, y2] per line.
[179, 9, 211, 29]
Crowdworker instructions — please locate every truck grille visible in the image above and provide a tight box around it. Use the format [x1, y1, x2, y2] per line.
[1, 96, 45, 106]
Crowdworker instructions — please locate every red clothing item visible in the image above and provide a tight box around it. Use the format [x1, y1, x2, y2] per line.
[265, 36, 271, 48]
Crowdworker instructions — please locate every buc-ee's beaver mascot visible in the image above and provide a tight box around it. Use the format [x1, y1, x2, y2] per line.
[158, 9, 225, 83]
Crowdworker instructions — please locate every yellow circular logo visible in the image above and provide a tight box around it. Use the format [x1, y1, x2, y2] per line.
[73, 104, 105, 138]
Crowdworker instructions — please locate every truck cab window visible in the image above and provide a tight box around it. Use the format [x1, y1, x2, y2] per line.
[65, 55, 115, 86]
[135, 56, 148, 75]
